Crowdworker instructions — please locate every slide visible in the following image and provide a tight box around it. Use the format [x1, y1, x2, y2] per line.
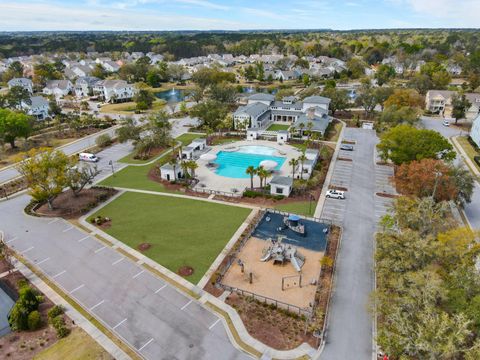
[260, 251, 272, 262]
[291, 256, 301, 272]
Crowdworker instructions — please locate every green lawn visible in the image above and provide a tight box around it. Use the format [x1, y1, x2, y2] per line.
[274, 200, 316, 217]
[90, 192, 251, 283]
[34, 328, 112, 360]
[118, 148, 169, 164]
[456, 136, 480, 172]
[266, 124, 290, 131]
[176, 133, 205, 145]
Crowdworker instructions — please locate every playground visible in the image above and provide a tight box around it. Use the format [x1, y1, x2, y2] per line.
[221, 211, 328, 309]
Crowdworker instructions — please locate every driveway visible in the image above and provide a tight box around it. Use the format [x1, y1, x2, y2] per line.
[0, 194, 250, 360]
[421, 116, 480, 229]
[320, 128, 378, 360]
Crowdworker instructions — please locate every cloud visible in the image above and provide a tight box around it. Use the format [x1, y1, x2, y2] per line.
[175, 0, 229, 11]
[0, 2, 243, 30]
[394, 0, 480, 26]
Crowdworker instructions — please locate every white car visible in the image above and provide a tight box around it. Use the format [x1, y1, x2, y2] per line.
[79, 152, 99, 162]
[326, 189, 345, 199]
[442, 119, 450, 127]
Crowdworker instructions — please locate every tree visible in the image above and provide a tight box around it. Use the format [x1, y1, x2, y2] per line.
[91, 64, 107, 79]
[0, 109, 32, 148]
[5, 85, 30, 109]
[384, 89, 424, 109]
[186, 160, 198, 179]
[116, 117, 140, 143]
[33, 63, 62, 86]
[373, 86, 394, 110]
[347, 58, 366, 79]
[134, 89, 155, 111]
[375, 64, 395, 86]
[409, 73, 434, 95]
[355, 79, 378, 116]
[244, 65, 256, 82]
[189, 100, 228, 130]
[67, 164, 100, 197]
[289, 158, 299, 178]
[298, 153, 307, 179]
[321, 87, 349, 116]
[377, 125, 455, 165]
[169, 158, 178, 181]
[394, 159, 457, 202]
[256, 62, 265, 81]
[209, 82, 237, 104]
[16, 148, 70, 209]
[449, 164, 475, 207]
[246, 166, 256, 190]
[451, 94, 471, 124]
[377, 105, 420, 129]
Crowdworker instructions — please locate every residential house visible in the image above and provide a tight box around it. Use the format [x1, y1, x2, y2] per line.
[470, 114, 480, 148]
[21, 96, 49, 120]
[446, 64, 462, 76]
[103, 61, 120, 73]
[74, 76, 100, 98]
[93, 80, 135, 103]
[425, 90, 480, 120]
[43, 80, 73, 98]
[7, 78, 33, 93]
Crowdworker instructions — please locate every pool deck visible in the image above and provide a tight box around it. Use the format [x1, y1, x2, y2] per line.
[194, 140, 302, 194]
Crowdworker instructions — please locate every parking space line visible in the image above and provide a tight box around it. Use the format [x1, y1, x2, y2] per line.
[36, 257, 50, 265]
[21, 246, 34, 254]
[113, 318, 128, 330]
[94, 246, 106, 254]
[90, 300, 105, 311]
[155, 284, 167, 293]
[48, 218, 60, 225]
[70, 284, 85, 294]
[209, 318, 221, 330]
[78, 235, 90, 242]
[62, 225, 74, 233]
[112, 257, 125, 265]
[132, 270, 145, 279]
[138, 338, 154, 352]
[52, 270, 66, 279]
[181, 300, 193, 310]
[6, 236, 18, 244]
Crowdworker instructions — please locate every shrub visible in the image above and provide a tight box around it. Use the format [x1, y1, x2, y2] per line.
[18, 286, 40, 313]
[47, 305, 64, 322]
[52, 315, 69, 338]
[27, 310, 41, 330]
[95, 134, 112, 148]
[8, 303, 29, 331]
[474, 156, 480, 167]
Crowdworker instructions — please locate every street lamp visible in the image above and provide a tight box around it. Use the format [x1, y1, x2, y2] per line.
[108, 160, 115, 177]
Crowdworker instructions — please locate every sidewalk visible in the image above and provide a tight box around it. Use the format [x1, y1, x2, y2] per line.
[452, 136, 480, 177]
[12, 258, 131, 360]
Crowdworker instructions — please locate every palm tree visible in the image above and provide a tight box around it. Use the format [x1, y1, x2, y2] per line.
[169, 158, 178, 181]
[306, 121, 314, 140]
[289, 158, 299, 179]
[180, 161, 189, 181]
[246, 166, 257, 190]
[187, 160, 198, 179]
[298, 153, 307, 180]
[257, 167, 270, 190]
[298, 122, 305, 137]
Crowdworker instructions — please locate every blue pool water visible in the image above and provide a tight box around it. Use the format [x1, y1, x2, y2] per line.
[214, 145, 286, 179]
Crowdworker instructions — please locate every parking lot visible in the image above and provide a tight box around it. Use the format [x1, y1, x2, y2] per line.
[1, 195, 250, 360]
[374, 161, 396, 227]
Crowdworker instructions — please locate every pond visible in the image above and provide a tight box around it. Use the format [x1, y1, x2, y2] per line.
[241, 86, 278, 95]
[155, 88, 188, 102]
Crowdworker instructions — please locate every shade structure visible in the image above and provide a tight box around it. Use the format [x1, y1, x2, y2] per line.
[288, 214, 301, 221]
[200, 153, 217, 161]
[259, 159, 278, 170]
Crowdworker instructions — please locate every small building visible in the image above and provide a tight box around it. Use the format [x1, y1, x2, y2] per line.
[247, 128, 259, 141]
[160, 163, 183, 182]
[181, 146, 194, 160]
[191, 138, 207, 151]
[277, 130, 289, 144]
[305, 149, 319, 162]
[181, 138, 207, 159]
[269, 176, 293, 197]
[470, 114, 480, 148]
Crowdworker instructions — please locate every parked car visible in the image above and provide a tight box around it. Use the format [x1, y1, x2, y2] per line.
[79, 152, 99, 162]
[326, 189, 345, 199]
[340, 144, 354, 151]
[442, 119, 450, 127]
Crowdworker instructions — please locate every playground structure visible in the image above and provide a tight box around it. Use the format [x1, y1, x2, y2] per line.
[260, 236, 305, 272]
[282, 214, 305, 235]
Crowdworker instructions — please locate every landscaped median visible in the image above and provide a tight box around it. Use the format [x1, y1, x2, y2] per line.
[452, 136, 480, 175]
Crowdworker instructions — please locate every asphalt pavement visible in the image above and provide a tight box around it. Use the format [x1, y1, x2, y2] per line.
[0, 194, 251, 360]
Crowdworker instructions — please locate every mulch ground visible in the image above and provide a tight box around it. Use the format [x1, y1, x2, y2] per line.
[137, 243, 152, 252]
[35, 188, 117, 219]
[177, 266, 194, 277]
[376, 192, 399, 199]
[147, 167, 210, 197]
[132, 147, 166, 161]
[0, 265, 74, 360]
[226, 292, 316, 350]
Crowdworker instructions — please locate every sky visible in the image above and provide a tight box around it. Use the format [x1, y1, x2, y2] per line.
[0, 0, 478, 31]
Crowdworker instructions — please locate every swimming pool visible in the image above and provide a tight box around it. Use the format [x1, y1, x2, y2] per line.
[214, 145, 286, 179]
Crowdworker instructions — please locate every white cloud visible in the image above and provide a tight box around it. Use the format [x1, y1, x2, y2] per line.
[395, 0, 480, 26]
[0, 2, 243, 30]
[175, 0, 229, 11]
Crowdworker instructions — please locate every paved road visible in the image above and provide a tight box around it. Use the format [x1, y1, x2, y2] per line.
[0, 194, 250, 360]
[320, 128, 378, 360]
[421, 116, 480, 229]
